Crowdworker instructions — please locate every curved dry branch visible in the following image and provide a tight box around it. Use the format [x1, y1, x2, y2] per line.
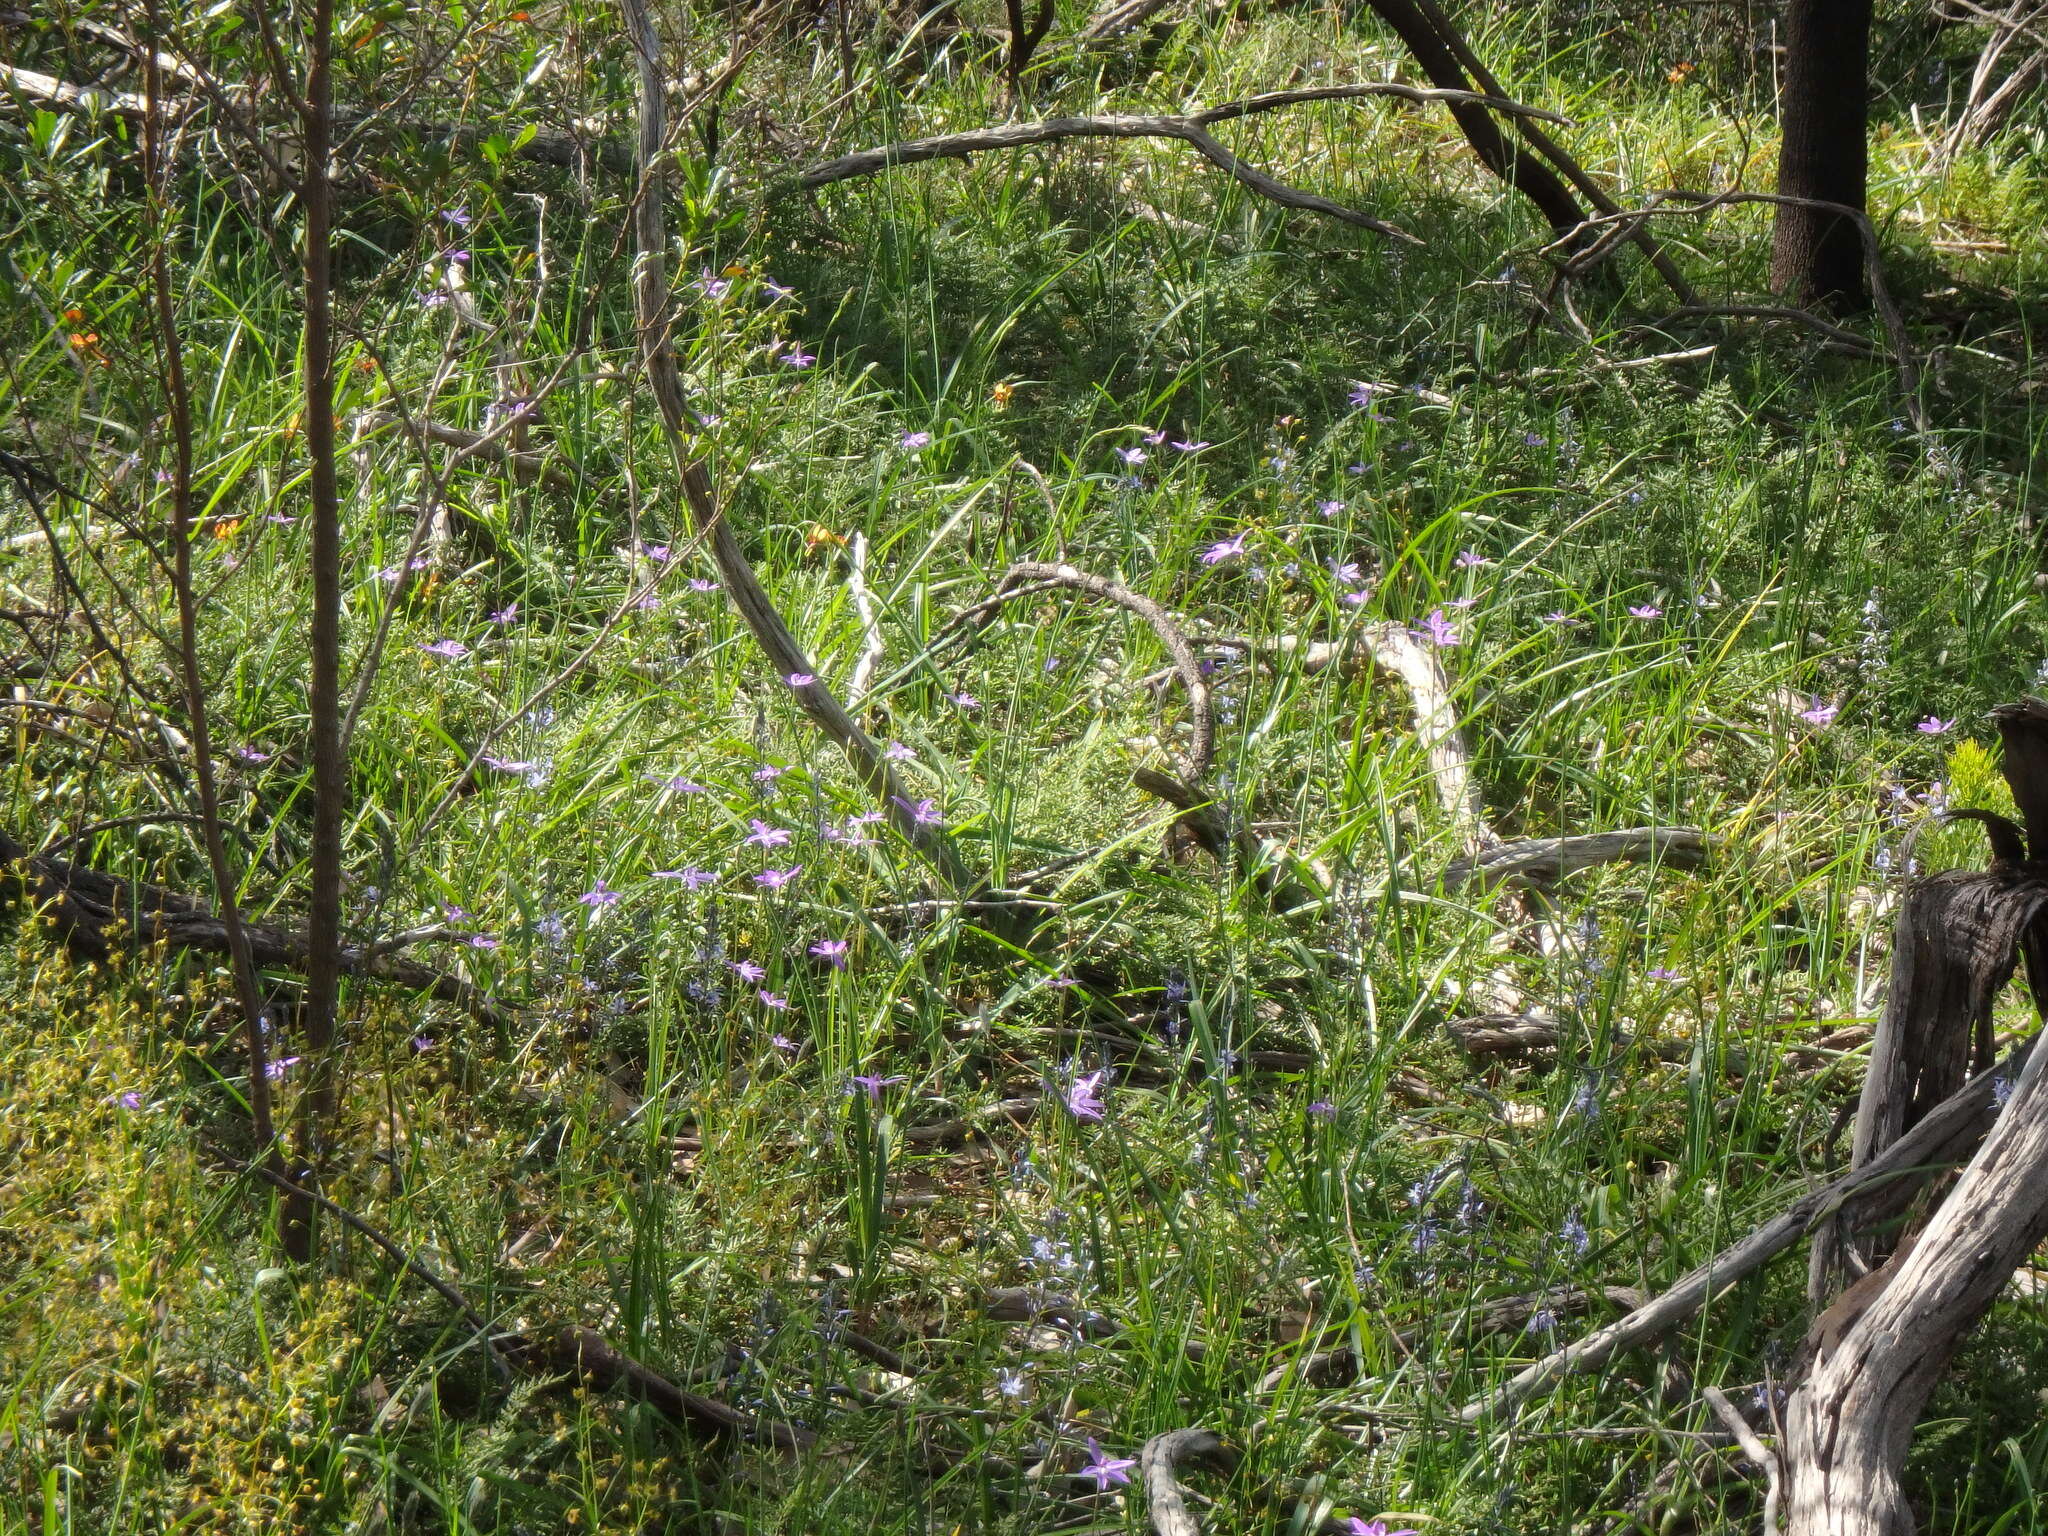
[1141, 1428, 1238, 1536]
[1356, 620, 1494, 851]
[1444, 827, 1711, 891]
[799, 110, 1416, 240]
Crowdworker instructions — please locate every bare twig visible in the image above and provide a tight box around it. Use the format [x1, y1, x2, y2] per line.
[1703, 1384, 1782, 1535]
[1444, 827, 1711, 891]
[848, 531, 885, 704]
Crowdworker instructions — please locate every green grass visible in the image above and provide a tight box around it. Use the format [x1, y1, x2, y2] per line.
[7, 0, 2048, 1531]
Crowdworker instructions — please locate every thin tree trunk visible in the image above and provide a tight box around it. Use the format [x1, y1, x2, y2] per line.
[1771, 0, 1873, 307]
[1361, 0, 1586, 237]
[296, 0, 346, 1260]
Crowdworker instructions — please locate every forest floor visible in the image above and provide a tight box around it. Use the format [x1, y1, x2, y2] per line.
[8, 2, 2048, 1531]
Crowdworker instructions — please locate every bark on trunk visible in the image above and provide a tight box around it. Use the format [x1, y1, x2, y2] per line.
[1771, 0, 1874, 307]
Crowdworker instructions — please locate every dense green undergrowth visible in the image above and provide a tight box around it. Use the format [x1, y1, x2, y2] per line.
[9, 0, 2048, 1531]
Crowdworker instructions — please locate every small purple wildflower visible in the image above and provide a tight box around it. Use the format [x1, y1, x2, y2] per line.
[109, 1091, 144, 1111]
[1171, 439, 1211, 452]
[1799, 699, 1840, 728]
[653, 866, 720, 890]
[1454, 548, 1491, 568]
[690, 577, 718, 592]
[758, 990, 789, 1010]
[785, 672, 816, 687]
[233, 745, 271, 764]
[647, 773, 708, 794]
[892, 795, 943, 827]
[1626, 604, 1663, 620]
[1411, 608, 1460, 648]
[1645, 967, 1685, 983]
[995, 1365, 1030, 1398]
[899, 430, 931, 450]
[753, 764, 786, 784]
[1317, 499, 1346, 517]
[1308, 1099, 1338, 1121]
[1560, 1208, 1590, 1256]
[1201, 533, 1249, 565]
[1066, 1070, 1108, 1123]
[755, 865, 802, 890]
[947, 691, 980, 711]
[578, 879, 621, 907]
[731, 960, 768, 982]
[1917, 716, 1955, 734]
[1344, 1523, 1418, 1536]
[810, 938, 850, 969]
[1077, 1439, 1137, 1490]
[745, 819, 793, 848]
[1115, 446, 1147, 466]
[849, 1072, 906, 1103]
[265, 1055, 302, 1082]
[1347, 382, 1381, 408]
[488, 602, 519, 624]
[420, 639, 470, 660]
[883, 740, 915, 761]
[771, 1034, 798, 1053]
[780, 347, 816, 368]
[441, 206, 471, 227]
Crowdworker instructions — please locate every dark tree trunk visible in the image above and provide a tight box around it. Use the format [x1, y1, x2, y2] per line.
[1361, 0, 1587, 238]
[1771, 0, 1873, 308]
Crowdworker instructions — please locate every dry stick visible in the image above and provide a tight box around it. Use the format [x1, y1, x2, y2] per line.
[1354, 621, 1493, 852]
[142, 48, 280, 1161]
[351, 411, 578, 494]
[1783, 1021, 2048, 1536]
[1460, 1043, 2024, 1423]
[1402, 0, 1696, 305]
[618, 0, 993, 916]
[1140, 1429, 1238, 1536]
[1443, 827, 1712, 891]
[847, 531, 885, 704]
[1703, 1385, 1782, 1536]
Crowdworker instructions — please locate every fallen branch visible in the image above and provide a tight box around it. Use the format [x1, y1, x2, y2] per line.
[1462, 1040, 2026, 1423]
[351, 411, 579, 494]
[1356, 621, 1493, 851]
[0, 826, 511, 1031]
[799, 100, 1420, 240]
[1443, 827, 1711, 892]
[847, 531, 885, 704]
[1703, 1384, 1782, 1536]
[1141, 1428, 1238, 1536]
[512, 1325, 815, 1452]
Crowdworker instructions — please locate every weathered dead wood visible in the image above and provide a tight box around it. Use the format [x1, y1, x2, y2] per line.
[618, 0, 1000, 924]
[1703, 1384, 1783, 1536]
[1462, 1043, 2024, 1422]
[0, 825, 511, 1031]
[1444, 827, 1711, 891]
[1140, 1428, 1238, 1536]
[801, 104, 1414, 239]
[1782, 1037, 2048, 1535]
[1447, 1011, 1565, 1058]
[512, 1326, 815, 1452]
[1353, 621, 1493, 849]
[352, 412, 578, 494]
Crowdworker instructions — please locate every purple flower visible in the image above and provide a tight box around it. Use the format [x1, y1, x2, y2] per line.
[1115, 446, 1147, 466]
[995, 1365, 1030, 1398]
[755, 865, 802, 890]
[883, 740, 915, 761]
[899, 430, 931, 450]
[781, 347, 817, 368]
[1560, 1208, 1590, 1256]
[1411, 608, 1460, 648]
[947, 691, 980, 712]
[753, 764, 786, 783]
[420, 639, 470, 660]
[441, 206, 471, 227]
[1308, 1099, 1338, 1121]
[1201, 533, 1249, 565]
[446, 249, 471, 265]
[1077, 1438, 1137, 1489]
[233, 745, 272, 764]
[653, 866, 719, 890]
[412, 1035, 436, 1053]
[108, 1091, 144, 1111]
[1045, 974, 1079, 989]
[1799, 699, 1839, 728]
[265, 1055, 302, 1082]
[1917, 716, 1955, 734]
[1523, 431, 1547, 447]
[1348, 382, 1382, 408]
[480, 754, 543, 775]
[693, 272, 732, 299]
[690, 577, 718, 592]
[488, 602, 519, 624]
[1171, 439, 1211, 452]
[771, 1034, 798, 1053]
[266, 513, 297, 526]
[892, 795, 944, 827]
[1626, 604, 1662, 620]
[578, 879, 622, 907]
[849, 1072, 906, 1103]
[647, 773, 708, 794]
[758, 990, 789, 1010]
[1645, 967, 1685, 983]
[810, 938, 850, 969]
[1454, 548, 1491, 568]
[1344, 1522, 1418, 1536]
[785, 672, 816, 687]
[731, 960, 768, 982]
[1542, 610, 1575, 625]
[1318, 499, 1346, 517]
[468, 933, 501, 949]
[1143, 429, 1167, 445]
[745, 819, 793, 848]
[1066, 1069, 1108, 1123]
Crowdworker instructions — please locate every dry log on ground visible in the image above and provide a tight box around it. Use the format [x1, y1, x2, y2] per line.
[1140, 1428, 1238, 1536]
[0, 826, 510, 1030]
[1444, 827, 1711, 891]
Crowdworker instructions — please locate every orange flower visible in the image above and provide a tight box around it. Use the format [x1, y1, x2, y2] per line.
[1666, 61, 1695, 82]
[62, 308, 84, 323]
[804, 523, 847, 552]
[990, 380, 1015, 410]
[212, 519, 244, 540]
